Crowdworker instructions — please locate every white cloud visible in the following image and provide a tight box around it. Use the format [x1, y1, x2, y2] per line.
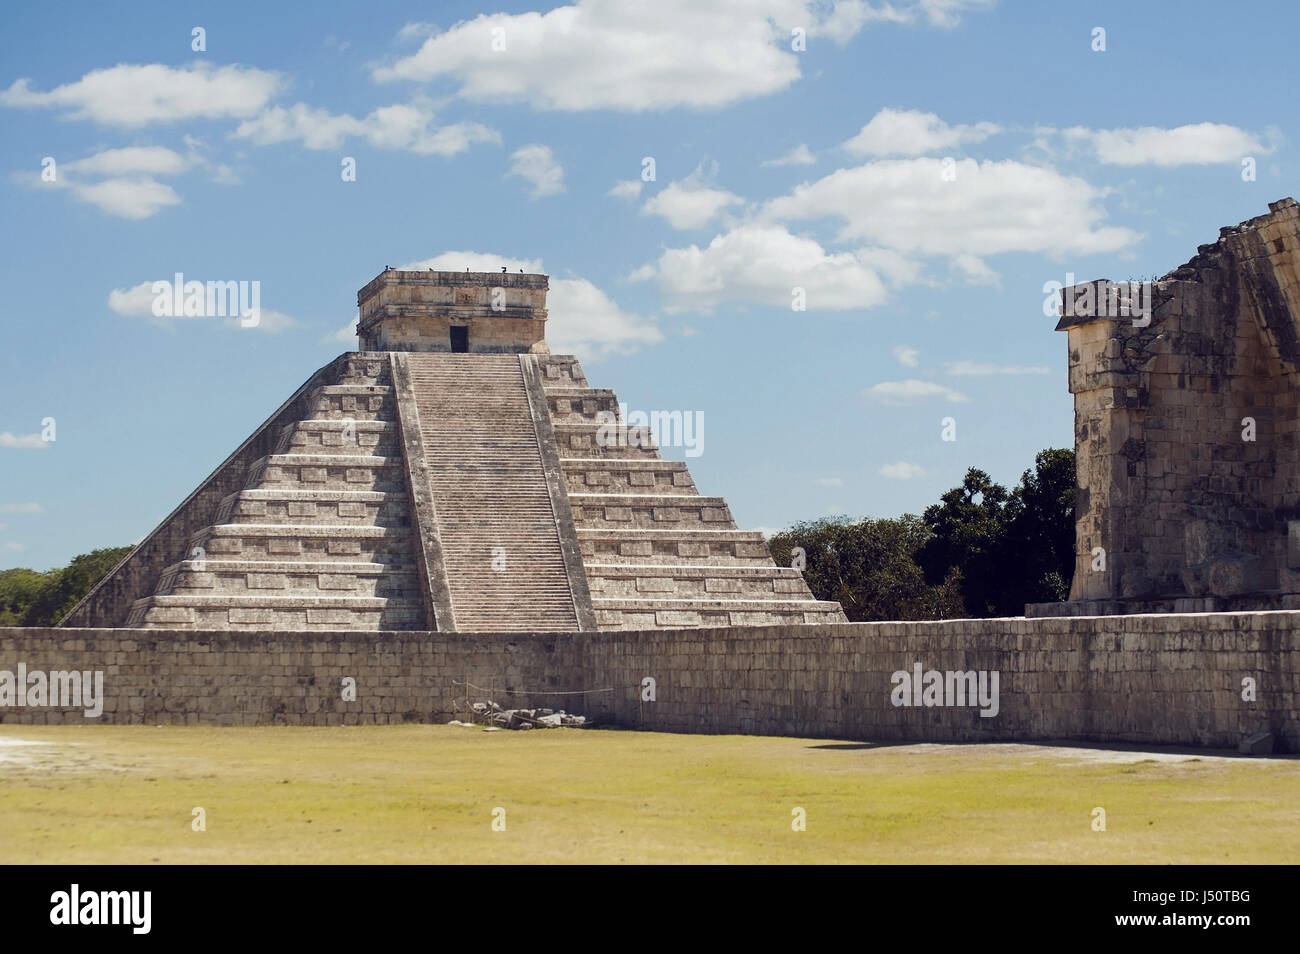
[0, 433, 48, 450]
[950, 253, 999, 286]
[545, 277, 664, 358]
[880, 461, 924, 479]
[246, 310, 300, 334]
[399, 251, 662, 359]
[762, 156, 1139, 258]
[15, 146, 192, 219]
[914, 0, 996, 28]
[643, 179, 742, 230]
[71, 177, 181, 219]
[107, 282, 158, 317]
[325, 314, 359, 344]
[210, 164, 242, 186]
[397, 22, 440, 42]
[634, 225, 892, 313]
[1, 63, 282, 126]
[0, 503, 44, 514]
[372, 1, 989, 111]
[63, 146, 190, 177]
[892, 344, 920, 367]
[373, 3, 803, 110]
[944, 360, 1050, 376]
[762, 144, 816, 167]
[234, 102, 499, 156]
[844, 107, 999, 157]
[2, 542, 25, 552]
[816, 476, 843, 487]
[107, 280, 302, 333]
[506, 144, 565, 196]
[607, 179, 643, 200]
[862, 379, 969, 404]
[401, 252, 542, 274]
[1065, 122, 1271, 167]
[857, 248, 926, 288]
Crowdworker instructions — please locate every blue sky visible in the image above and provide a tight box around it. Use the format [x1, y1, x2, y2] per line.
[1, 0, 1296, 569]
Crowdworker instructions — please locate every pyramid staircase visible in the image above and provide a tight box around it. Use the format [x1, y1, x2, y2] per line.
[74, 352, 846, 632]
[537, 355, 845, 629]
[125, 355, 426, 630]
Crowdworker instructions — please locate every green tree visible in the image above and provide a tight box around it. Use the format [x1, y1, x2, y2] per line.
[917, 469, 1012, 616]
[0, 568, 53, 626]
[0, 546, 134, 627]
[918, 449, 1075, 616]
[1001, 448, 1076, 608]
[768, 515, 964, 621]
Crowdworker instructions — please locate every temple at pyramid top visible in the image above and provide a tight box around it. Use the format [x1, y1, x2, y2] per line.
[62, 265, 846, 633]
[357, 268, 551, 354]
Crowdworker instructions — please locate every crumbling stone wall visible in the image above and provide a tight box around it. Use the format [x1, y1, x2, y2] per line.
[1050, 198, 1300, 614]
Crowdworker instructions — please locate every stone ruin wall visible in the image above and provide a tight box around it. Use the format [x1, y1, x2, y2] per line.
[1053, 198, 1300, 613]
[1, 614, 1296, 750]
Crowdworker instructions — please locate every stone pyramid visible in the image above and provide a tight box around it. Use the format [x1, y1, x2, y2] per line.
[63, 269, 846, 632]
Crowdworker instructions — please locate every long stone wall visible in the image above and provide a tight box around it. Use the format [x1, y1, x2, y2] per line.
[2, 613, 1296, 750]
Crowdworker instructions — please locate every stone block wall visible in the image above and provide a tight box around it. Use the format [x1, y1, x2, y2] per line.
[1055, 198, 1300, 613]
[0, 628, 582, 726]
[357, 270, 549, 354]
[4, 613, 1296, 750]
[579, 615, 1297, 749]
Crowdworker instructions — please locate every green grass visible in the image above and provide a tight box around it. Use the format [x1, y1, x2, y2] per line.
[0, 725, 1297, 864]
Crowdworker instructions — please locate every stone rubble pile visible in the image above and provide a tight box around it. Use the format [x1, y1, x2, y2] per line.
[470, 700, 589, 729]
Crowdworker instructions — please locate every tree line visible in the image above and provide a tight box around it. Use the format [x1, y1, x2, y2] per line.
[766, 448, 1076, 620]
[0, 546, 133, 626]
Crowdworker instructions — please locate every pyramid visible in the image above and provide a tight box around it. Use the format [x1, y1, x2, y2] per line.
[63, 269, 846, 632]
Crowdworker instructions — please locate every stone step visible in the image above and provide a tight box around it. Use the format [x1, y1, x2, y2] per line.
[537, 355, 588, 389]
[158, 559, 420, 598]
[246, 454, 406, 492]
[545, 387, 619, 423]
[577, 528, 773, 565]
[591, 597, 847, 630]
[306, 384, 394, 421]
[406, 352, 583, 631]
[273, 419, 399, 456]
[560, 458, 698, 495]
[131, 594, 424, 631]
[215, 489, 412, 527]
[339, 353, 393, 387]
[554, 422, 659, 459]
[583, 563, 815, 599]
[569, 493, 735, 530]
[189, 524, 415, 564]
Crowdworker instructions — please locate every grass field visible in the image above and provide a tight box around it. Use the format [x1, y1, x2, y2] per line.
[1, 725, 1297, 864]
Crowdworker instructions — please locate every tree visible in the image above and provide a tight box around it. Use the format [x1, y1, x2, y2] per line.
[0, 568, 51, 626]
[1001, 448, 1076, 607]
[918, 449, 1075, 616]
[917, 469, 1012, 616]
[768, 515, 964, 621]
[0, 546, 134, 627]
